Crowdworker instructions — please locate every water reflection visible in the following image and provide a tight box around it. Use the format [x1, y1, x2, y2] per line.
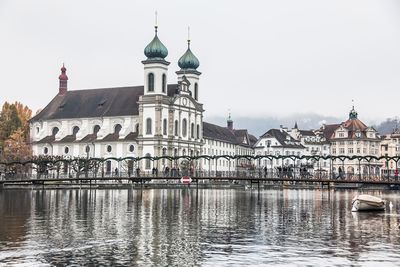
[0, 189, 399, 266]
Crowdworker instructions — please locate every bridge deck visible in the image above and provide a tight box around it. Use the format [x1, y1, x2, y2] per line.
[1, 176, 400, 186]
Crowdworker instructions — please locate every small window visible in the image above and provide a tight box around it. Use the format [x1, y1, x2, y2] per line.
[85, 145, 90, 153]
[93, 125, 101, 135]
[129, 145, 134, 152]
[145, 153, 151, 169]
[196, 124, 200, 139]
[135, 123, 139, 133]
[44, 147, 49, 155]
[174, 120, 178, 136]
[182, 119, 187, 137]
[191, 123, 194, 138]
[64, 147, 69, 154]
[107, 145, 112, 153]
[146, 118, 152, 134]
[52, 127, 59, 136]
[72, 126, 80, 136]
[114, 124, 122, 134]
[148, 73, 154, 92]
[36, 127, 40, 134]
[162, 74, 167, 93]
[163, 119, 167, 135]
[194, 83, 198, 101]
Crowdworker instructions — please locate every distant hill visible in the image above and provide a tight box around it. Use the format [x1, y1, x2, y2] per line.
[374, 118, 399, 135]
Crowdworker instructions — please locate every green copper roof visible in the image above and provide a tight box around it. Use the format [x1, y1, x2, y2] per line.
[144, 26, 168, 60]
[178, 40, 200, 70]
[349, 106, 358, 120]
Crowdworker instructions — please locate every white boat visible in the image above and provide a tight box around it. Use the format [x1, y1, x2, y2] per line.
[352, 194, 385, 212]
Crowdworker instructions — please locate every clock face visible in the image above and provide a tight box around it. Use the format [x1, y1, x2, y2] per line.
[182, 98, 188, 106]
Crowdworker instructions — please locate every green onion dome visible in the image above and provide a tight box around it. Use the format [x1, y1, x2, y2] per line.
[178, 40, 200, 70]
[144, 26, 168, 59]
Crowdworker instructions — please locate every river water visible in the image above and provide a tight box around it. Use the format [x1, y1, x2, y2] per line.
[0, 188, 399, 266]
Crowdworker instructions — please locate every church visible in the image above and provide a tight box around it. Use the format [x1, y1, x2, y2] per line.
[29, 25, 256, 174]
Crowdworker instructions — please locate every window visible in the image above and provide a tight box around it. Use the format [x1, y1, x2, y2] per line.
[174, 120, 178, 136]
[129, 145, 134, 153]
[339, 148, 345, 154]
[93, 125, 101, 135]
[107, 145, 112, 153]
[146, 118, 152, 134]
[194, 83, 198, 100]
[162, 74, 166, 93]
[196, 124, 200, 139]
[36, 127, 39, 134]
[114, 124, 122, 134]
[52, 127, 59, 136]
[348, 148, 353, 154]
[163, 119, 167, 135]
[44, 147, 49, 155]
[72, 126, 80, 136]
[148, 73, 154, 92]
[135, 123, 139, 133]
[182, 119, 187, 137]
[64, 147, 69, 154]
[85, 145, 90, 153]
[145, 153, 151, 169]
[191, 123, 194, 138]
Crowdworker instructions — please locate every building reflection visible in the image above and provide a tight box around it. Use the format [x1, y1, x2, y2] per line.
[0, 188, 399, 265]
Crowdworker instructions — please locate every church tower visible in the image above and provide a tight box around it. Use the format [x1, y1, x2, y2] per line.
[142, 23, 169, 95]
[176, 30, 201, 102]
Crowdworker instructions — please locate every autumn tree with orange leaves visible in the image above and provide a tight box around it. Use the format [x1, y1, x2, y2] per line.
[0, 102, 32, 164]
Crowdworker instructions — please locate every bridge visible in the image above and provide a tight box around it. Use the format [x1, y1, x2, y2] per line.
[0, 154, 399, 189]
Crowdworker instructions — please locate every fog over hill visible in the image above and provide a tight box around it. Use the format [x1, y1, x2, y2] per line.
[205, 113, 396, 137]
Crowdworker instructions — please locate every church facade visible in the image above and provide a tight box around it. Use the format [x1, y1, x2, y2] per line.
[29, 26, 256, 174]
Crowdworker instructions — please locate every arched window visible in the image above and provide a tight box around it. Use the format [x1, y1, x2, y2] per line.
[44, 147, 49, 155]
[135, 123, 139, 133]
[72, 126, 80, 136]
[174, 120, 178, 136]
[182, 119, 187, 137]
[148, 73, 154, 92]
[145, 153, 151, 170]
[163, 119, 167, 135]
[107, 145, 112, 153]
[85, 145, 90, 153]
[93, 125, 101, 135]
[129, 145, 134, 153]
[196, 124, 200, 139]
[114, 124, 122, 134]
[52, 127, 59, 136]
[191, 123, 194, 138]
[64, 147, 69, 154]
[194, 83, 198, 101]
[162, 74, 167, 93]
[146, 118, 152, 134]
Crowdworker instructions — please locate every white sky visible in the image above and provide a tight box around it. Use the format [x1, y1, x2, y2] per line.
[1, 0, 400, 122]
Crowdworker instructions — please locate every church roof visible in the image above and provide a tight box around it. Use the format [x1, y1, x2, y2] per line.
[30, 84, 179, 122]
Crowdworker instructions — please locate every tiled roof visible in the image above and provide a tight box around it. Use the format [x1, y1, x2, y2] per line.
[30, 84, 179, 122]
[202, 122, 256, 147]
[260, 129, 305, 149]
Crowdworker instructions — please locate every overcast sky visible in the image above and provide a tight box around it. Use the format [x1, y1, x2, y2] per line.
[1, 0, 400, 124]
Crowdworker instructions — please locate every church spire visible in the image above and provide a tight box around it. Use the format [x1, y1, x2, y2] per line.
[58, 63, 68, 95]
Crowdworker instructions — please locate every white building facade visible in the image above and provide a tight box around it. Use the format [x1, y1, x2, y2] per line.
[30, 26, 255, 176]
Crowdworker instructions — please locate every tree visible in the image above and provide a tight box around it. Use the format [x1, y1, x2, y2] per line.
[2, 128, 32, 162]
[0, 102, 22, 149]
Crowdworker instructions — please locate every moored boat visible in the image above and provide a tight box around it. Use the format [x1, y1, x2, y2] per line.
[352, 194, 385, 212]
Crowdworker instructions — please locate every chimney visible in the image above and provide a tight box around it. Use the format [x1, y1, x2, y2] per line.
[59, 64, 68, 95]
